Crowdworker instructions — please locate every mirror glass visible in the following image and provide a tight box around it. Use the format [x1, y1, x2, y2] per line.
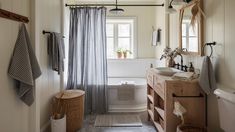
[179, 1, 203, 55]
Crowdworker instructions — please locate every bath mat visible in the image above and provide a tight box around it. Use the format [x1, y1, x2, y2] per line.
[95, 115, 142, 127]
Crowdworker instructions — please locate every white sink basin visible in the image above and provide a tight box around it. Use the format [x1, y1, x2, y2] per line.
[155, 67, 183, 76]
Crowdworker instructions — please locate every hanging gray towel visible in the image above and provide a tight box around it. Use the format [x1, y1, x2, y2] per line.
[47, 32, 65, 74]
[199, 56, 217, 94]
[8, 24, 42, 106]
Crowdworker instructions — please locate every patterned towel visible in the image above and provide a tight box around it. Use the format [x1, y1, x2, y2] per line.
[8, 24, 41, 106]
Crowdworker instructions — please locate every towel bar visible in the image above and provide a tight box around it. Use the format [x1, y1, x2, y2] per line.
[172, 93, 204, 98]
[42, 30, 65, 38]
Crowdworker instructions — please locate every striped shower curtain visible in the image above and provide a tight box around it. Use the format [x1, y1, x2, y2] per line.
[67, 7, 108, 114]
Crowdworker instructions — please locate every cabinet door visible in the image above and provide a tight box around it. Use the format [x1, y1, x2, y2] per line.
[146, 70, 154, 88]
[153, 74, 165, 100]
[165, 81, 206, 132]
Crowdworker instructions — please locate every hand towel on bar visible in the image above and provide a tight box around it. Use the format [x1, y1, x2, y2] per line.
[47, 32, 65, 74]
[152, 29, 161, 46]
[199, 56, 217, 95]
[8, 24, 42, 106]
[152, 30, 158, 46]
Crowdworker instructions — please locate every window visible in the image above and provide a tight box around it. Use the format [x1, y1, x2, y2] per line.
[182, 19, 198, 52]
[106, 18, 135, 59]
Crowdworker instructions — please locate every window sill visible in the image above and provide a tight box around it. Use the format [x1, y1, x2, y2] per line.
[107, 58, 144, 62]
[108, 58, 135, 60]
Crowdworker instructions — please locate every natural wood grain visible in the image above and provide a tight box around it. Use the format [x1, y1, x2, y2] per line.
[146, 68, 206, 132]
[147, 110, 154, 121]
[0, 8, 29, 23]
[147, 95, 154, 103]
[155, 107, 165, 120]
[154, 122, 164, 132]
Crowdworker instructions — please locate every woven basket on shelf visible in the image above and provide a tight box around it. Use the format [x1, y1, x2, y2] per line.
[55, 90, 85, 132]
[177, 124, 207, 132]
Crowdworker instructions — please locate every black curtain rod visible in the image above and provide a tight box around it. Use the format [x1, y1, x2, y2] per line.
[65, 3, 164, 7]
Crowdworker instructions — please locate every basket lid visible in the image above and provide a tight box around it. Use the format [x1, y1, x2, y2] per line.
[55, 90, 85, 99]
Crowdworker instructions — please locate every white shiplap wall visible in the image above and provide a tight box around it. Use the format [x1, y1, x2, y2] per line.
[0, 0, 30, 132]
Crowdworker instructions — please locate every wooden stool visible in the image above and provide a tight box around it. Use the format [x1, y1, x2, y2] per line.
[55, 90, 85, 132]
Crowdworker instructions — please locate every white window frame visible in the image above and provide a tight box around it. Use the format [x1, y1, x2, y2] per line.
[106, 17, 137, 59]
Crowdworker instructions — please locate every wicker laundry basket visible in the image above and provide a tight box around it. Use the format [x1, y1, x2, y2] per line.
[55, 90, 85, 132]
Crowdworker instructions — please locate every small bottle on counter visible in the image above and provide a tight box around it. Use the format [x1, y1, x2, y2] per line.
[150, 63, 153, 68]
[188, 62, 195, 72]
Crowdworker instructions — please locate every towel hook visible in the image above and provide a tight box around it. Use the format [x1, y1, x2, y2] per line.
[203, 42, 216, 57]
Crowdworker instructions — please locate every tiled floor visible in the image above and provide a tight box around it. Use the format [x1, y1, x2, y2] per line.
[78, 112, 157, 132]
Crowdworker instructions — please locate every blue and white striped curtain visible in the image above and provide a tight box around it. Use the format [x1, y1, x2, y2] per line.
[67, 7, 108, 114]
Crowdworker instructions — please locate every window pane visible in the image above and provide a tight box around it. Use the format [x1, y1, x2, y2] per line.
[118, 38, 130, 50]
[118, 24, 130, 37]
[182, 23, 186, 36]
[189, 37, 198, 52]
[189, 24, 198, 37]
[106, 24, 114, 37]
[182, 37, 187, 49]
[107, 37, 115, 58]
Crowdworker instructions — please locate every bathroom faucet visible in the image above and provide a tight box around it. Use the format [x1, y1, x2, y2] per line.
[174, 54, 189, 72]
[176, 54, 184, 71]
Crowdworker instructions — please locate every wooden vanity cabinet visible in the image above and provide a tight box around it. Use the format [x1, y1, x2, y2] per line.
[146, 68, 206, 132]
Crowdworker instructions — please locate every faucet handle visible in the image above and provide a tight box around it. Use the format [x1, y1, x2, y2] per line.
[184, 65, 188, 72]
[176, 63, 180, 69]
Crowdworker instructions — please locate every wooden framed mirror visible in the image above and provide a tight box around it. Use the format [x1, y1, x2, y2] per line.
[179, 0, 203, 55]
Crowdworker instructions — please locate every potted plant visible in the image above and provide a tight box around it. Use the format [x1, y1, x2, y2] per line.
[51, 93, 66, 132]
[116, 48, 123, 59]
[160, 47, 180, 67]
[123, 50, 132, 59]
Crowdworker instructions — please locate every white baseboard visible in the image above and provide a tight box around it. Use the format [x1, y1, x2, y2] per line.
[40, 120, 50, 132]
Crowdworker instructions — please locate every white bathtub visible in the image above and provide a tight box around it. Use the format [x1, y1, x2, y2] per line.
[108, 77, 147, 113]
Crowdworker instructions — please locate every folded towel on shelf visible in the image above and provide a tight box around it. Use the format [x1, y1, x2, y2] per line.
[48, 32, 65, 74]
[199, 56, 217, 95]
[8, 24, 42, 106]
[172, 72, 195, 80]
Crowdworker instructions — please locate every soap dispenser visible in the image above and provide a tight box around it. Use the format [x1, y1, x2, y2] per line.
[188, 62, 195, 72]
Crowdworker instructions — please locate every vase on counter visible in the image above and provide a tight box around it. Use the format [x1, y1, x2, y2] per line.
[166, 57, 175, 67]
